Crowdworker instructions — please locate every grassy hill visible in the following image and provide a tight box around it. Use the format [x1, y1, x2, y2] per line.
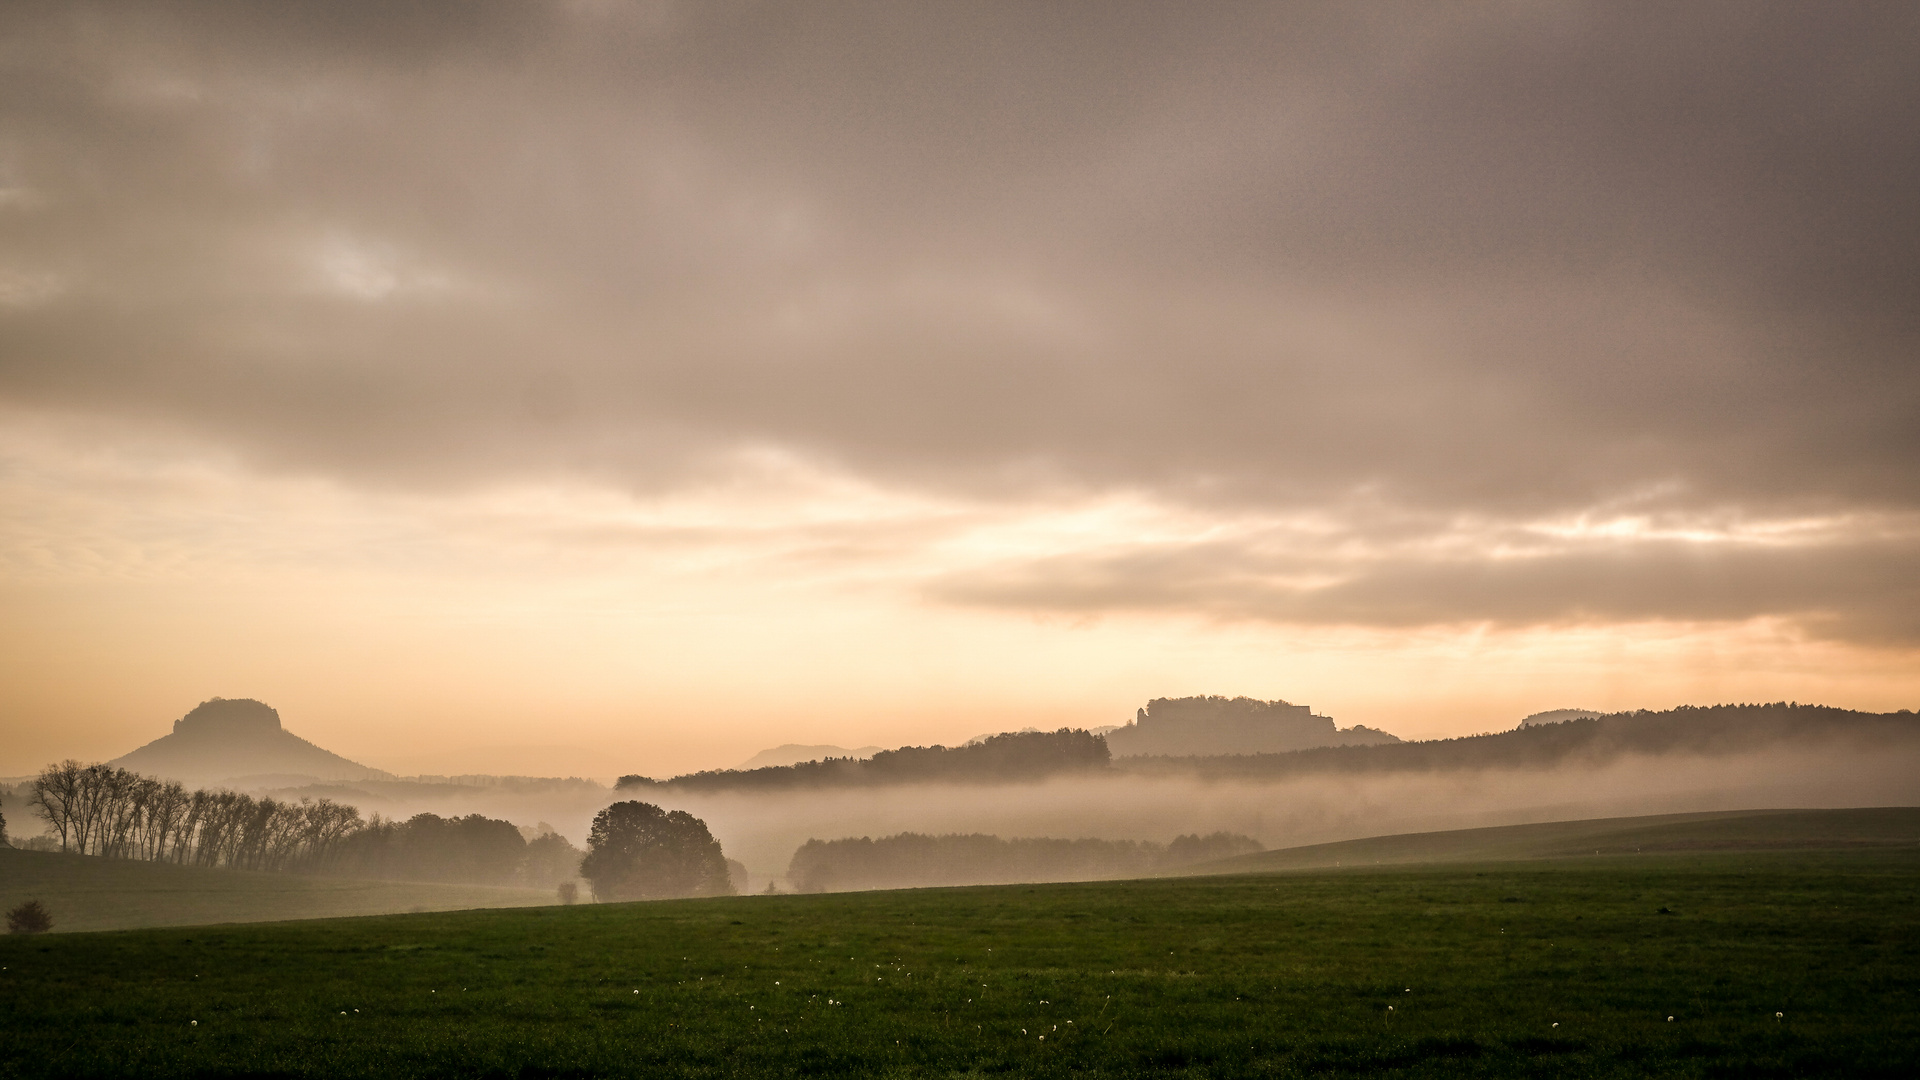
[2, 813, 1916, 1077]
[1182, 806, 1920, 875]
[0, 848, 556, 933]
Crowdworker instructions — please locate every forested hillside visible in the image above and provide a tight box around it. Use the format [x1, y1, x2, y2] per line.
[621, 728, 1110, 793]
[1117, 703, 1919, 780]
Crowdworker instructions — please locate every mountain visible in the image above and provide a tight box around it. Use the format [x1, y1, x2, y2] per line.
[110, 698, 390, 786]
[1104, 696, 1400, 757]
[735, 744, 883, 770]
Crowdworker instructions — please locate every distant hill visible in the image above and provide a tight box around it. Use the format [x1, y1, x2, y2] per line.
[110, 698, 390, 785]
[1117, 703, 1920, 781]
[1104, 696, 1400, 757]
[624, 728, 1110, 793]
[735, 744, 882, 770]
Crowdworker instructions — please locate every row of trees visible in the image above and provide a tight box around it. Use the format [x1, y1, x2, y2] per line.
[328, 813, 583, 888]
[27, 761, 361, 872]
[20, 762, 586, 888]
[18, 767, 746, 904]
[786, 830, 1264, 893]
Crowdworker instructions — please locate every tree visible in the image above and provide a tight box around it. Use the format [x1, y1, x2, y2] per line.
[581, 801, 733, 901]
[521, 832, 583, 888]
[28, 761, 83, 852]
[328, 812, 528, 885]
[6, 900, 52, 935]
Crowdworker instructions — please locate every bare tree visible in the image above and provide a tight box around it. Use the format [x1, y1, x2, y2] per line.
[21, 762, 364, 876]
[28, 761, 82, 852]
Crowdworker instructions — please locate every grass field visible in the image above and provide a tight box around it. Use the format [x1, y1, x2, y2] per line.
[4, 809, 1917, 1078]
[0, 848, 555, 933]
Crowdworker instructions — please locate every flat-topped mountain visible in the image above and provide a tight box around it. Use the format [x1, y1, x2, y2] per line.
[1104, 696, 1400, 757]
[110, 698, 390, 785]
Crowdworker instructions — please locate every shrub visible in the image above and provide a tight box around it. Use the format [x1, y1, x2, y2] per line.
[6, 900, 52, 935]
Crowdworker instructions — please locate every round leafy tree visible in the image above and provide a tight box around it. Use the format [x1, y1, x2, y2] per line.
[580, 801, 733, 901]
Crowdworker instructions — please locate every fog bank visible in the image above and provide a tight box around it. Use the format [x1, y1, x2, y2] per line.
[669, 741, 1920, 879]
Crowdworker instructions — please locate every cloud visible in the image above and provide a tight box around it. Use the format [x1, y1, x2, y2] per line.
[0, 1, 1915, 642]
[929, 509, 1920, 646]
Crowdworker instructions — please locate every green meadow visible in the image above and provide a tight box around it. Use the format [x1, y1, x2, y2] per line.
[3, 811, 1917, 1078]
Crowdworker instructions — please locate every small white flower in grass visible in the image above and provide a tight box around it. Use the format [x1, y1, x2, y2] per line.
[190, 1021, 197, 1027]
[1668, 1016, 1674, 1022]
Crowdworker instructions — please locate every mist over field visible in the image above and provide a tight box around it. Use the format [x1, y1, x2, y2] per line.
[671, 741, 1920, 879]
[130, 719, 1912, 884]
[16, 701, 1914, 892]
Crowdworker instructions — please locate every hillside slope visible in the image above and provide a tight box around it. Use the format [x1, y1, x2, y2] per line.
[1181, 806, 1920, 876]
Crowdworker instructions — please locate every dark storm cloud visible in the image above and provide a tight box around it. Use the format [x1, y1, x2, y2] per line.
[1, 1, 1915, 634]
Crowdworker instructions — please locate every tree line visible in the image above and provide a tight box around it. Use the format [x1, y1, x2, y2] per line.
[20, 761, 583, 888]
[786, 830, 1263, 893]
[27, 760, 361, 872]
[619, 728, 1112, 793]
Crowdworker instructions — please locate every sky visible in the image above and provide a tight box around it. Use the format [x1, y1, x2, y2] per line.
[2, 1, 1916, 779]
